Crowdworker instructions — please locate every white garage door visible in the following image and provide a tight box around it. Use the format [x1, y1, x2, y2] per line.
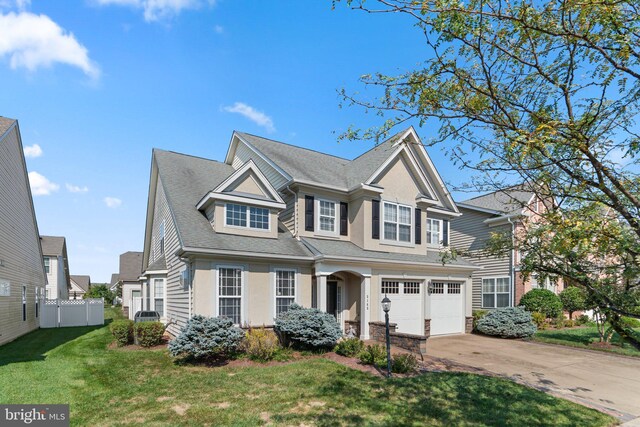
[381, 280, 423, 335]
[430, 282, 464, 335]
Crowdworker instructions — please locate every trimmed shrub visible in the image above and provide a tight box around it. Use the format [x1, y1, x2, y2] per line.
[335, 338, 364, 357]
[519, 289, 563, 318]
[559, 287, 587, 319]
[110, 319, 133, 347]
[134, 321, 165, 348]
[358, 344, 387, 367]
[274, 304, 342, 350]
[168, 315, 244, 360]
[243, 327, 280, 362]
[472, 310, 488, 331]
[553, 315, 566, 329]
[564, 319, 575, 328]
[531, 312, 547, 329]
[575, 314, 590, 326]
[392, 354, 418, 374]
[476, 307, 537, 338]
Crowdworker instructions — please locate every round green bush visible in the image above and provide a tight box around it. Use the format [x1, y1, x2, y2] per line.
[334, 338, 364, 357]
[391, 354, 418, 373]
[358, 344, 387, 366]
[168, 315, 244, 360]
[519, 288, 563, 318]
[559, 287, 587, 319]
[243, 327, 280, 362]
[274, 304, 342, 350]
[134, 321, 165, 347]
[476, 307, 537, 338]
[110, 319, 134, 347]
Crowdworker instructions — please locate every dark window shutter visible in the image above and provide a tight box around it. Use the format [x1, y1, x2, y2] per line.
[443, 219, 449, 246]
[372, 199, 380, 240]
[340, 202, 348, 236]
[415, 208, 422, 244]
[305, 195, 314, 232]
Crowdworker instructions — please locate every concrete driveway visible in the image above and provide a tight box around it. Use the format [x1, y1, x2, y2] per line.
[427, 334, 640, 423]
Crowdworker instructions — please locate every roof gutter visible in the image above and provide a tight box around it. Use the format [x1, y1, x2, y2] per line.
[312, 254, 480, 270]
[177, 246, 314, 262]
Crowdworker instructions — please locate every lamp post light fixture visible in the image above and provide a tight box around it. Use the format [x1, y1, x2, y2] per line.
[381, 295, 392, 378]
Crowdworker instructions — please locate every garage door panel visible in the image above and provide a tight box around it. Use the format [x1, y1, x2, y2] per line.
[381, 280, 423, 335]
[430, 282, 464, 335]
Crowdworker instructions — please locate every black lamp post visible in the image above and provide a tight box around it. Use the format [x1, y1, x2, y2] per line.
[381, 295, 392, 378]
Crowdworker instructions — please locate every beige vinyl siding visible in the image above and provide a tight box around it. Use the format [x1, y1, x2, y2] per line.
[279, 190, 296, 234]
[151, 178, 187, 336]
[232, 140, 289, 190]
[204, 203, 215, 227]
[0, 125, 46, 345]
[450, 207, 512, 309]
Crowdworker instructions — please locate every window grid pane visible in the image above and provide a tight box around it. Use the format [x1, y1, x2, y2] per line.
[383, 203, 397, 222]
[399, 224, 411, 242]
[226, 204, 247, 227]
[319, 200, 336, 232]
[276, 298, 295, 316]
[383, 222, 397, 240]
[219, 268, 242, 296]
[249, 206, 269, 229]
[431, 282, 445, 294]
[276, 270, 295, 297]
[483, 294, 495, 308]
[381, 281, 399, 294]
[447, 283, 461, 294]
[398, 206, 411, 224]
[404, 282, 420, 294]
[219, 298, 241, 324]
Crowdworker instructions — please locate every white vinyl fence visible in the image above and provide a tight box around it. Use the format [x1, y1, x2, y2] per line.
[40, 298, 105, 328]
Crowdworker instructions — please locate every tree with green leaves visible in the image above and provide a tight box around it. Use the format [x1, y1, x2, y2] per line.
[337, 0, 640, 348]
[84, 284, 115, 303]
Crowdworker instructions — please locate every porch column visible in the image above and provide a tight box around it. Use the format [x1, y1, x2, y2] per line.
[317, 274, 327, 313]
[360, 275, 371, 340]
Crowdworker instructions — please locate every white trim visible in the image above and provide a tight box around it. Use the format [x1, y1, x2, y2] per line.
[381, 200, 413, 244]
[426, 207, 463, 218]
[197, 192, 286, 211]
[315, 254, 478, 270]
[231, 133, 293, 180]
[151, 277, 166, 319]
[315, 198, 339, 236]
[223, 203, 271, 232]
[484, 212, 523, 226]
[142, 269, 168, 275]
[214, 264, 246, 325]
[481, 276, 511, 309]
[271, 267, 298, 320]
[456, 202, 503, 215]
[426, 217, 443, 248]
[214, 159, 285, 203]
[180, 246, 313, 262]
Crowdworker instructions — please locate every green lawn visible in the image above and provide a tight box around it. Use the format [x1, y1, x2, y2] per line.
[0, 308, 615, 426]
[532, 326, 640, 358]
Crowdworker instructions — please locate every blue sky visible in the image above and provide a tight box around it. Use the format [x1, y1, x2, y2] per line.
[1, 0, 470, 282]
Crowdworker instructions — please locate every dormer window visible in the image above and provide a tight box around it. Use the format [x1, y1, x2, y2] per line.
[383, 201, 412, 243]
[225, 203, 269, 230]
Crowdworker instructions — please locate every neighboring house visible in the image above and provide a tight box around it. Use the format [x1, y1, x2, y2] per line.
[109, 273, 120, 302]
[141, 127, 477, 339]
[69, 275, 91, 300]
[113, 252, 143, 318]
[450, 186, 562, 310]
[0, 117, 47, 345]
[41, 236, 71, 300]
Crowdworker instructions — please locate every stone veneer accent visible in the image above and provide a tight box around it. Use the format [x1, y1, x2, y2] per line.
[465, 316, 473, 333]
[424, 319, 431, 338]
[369, 321, 428, 358]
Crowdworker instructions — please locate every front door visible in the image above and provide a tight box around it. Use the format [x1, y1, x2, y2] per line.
[327, 281, 338, 319]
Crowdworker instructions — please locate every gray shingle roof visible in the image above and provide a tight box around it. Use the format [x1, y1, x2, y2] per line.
[460, 185, 535, 214]
[110, 273, 119, 286]
[236, 129, 407, 190]
[0, 116, 16, 137]
[154, 149, 314, 258]
[301, 237, 476, 268]
[119, 251, 143, 282]
[146, 255, 166, 271]
[40, 236, 65, 256]
[70, 275, 91, 292]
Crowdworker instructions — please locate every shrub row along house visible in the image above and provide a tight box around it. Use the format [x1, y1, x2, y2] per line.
[140, 127, 481, 340]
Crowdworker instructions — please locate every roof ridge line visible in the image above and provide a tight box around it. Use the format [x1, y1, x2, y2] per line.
[237, 131, 351, 162]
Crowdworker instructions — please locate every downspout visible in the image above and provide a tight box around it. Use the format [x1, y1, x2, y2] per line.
[507, 217, 516, 307]
[284, 184, 298, 239]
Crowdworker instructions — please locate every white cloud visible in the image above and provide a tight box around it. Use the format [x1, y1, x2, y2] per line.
[94, 0, 212, 22]
[104, 197, 122, 208]
[66, 183, 89, 193]
[214, 24, 223, 34]
[23, 143, 42, 158]
[28, 171, 59, 196]
[223, 102, 275, 133]
[0, 12, 100, 78]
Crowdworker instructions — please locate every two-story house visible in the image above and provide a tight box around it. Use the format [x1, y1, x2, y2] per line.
[113, 251, 143, 319]
[69, 275, 91, 300]
[0, 117, 47, 346]
[141, 127, 477, 339]
[451, 186, 562, 310]
[41, 235, 70, 300]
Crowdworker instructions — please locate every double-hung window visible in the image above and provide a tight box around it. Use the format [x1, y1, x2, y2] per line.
[153, 279, 165, 317]
[318, 200, 336, 233]
[218, 267, 242, 324]
[426, 218, 442, 246]
[482, 277, 510, 308]
[275, 269, 296, 317]
[383, 202, 412, 243]
[43, 257, 50, 274]
[225, 203, 269, 230]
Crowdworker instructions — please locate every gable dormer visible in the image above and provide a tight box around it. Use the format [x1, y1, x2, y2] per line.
[196, 160, 286, 239]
